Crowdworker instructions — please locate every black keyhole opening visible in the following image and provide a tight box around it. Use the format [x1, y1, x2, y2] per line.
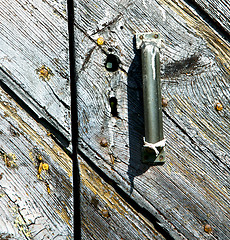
[109, 97, 118, 117]
[105, 54, 120, 72]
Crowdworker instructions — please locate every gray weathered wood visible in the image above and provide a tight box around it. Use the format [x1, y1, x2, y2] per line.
[0, 86, 73, 239]
[0, 0, 71, 142]
[186, 0, 230, 35]
[76, 0, 230, 239]
[80, 155, 166, 240]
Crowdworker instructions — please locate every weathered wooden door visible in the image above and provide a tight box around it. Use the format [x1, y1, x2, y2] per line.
[0, 0, 230, 239]
[77, 0, 230, 239]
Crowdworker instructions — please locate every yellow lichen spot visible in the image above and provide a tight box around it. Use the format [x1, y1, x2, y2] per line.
[47, 131, 52, 136]
[37, 174, 42, 180]
[47, 184, 51, 194]
[43, 163, 49, 171]
[38, 162, 43, 175]
[3, 153, 18, 168]
[215, 102, 223, 111]
[36, 65, 54, 81]
[37, 155, 42, 161]
[97, 37, 104, 45]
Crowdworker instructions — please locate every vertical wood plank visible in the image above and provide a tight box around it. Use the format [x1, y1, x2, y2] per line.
[76, 0, 230, 238]
[0, 87, 73, 239]
[0, 0, 71, 142]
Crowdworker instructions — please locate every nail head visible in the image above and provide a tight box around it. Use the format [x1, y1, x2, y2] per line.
[204, 224, 212, 233]
[100, 138, 108, 147]
[215, 102, 223, 111]
[97, 37, 104, 45]
[162, 98, 168, 107]
[101, 209, 109, 218]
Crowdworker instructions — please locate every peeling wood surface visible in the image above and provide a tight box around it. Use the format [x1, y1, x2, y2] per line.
[80, 155, 166, 240]
[188, 0, 230, 35]
[0, 86, 73, 239]
[0, 0, 71, 142]
[76, 0, 230, 239]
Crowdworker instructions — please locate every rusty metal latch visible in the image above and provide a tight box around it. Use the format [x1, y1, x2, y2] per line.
[136, 32, 166, 165]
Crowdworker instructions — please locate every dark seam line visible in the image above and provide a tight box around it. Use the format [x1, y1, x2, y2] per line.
[78, 148, 176, 240]
[0, 68, 70, 148]
[67, 0, 81, 239]
[184, 0, 230, 42]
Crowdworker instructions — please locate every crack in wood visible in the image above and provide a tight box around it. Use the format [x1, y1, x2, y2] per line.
[79, 46, 97, 73]
[67, 0, 81, 239]
[92, 13, 123, 35]
[182, 0, 230, 41]
[0, 68, 70, 149]
[1, 189, 32, 239]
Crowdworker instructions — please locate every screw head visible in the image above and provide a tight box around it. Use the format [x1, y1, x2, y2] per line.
[204, 224, 212, 233]
[162, 97, 168, 107]
[97, 37, 104, 45]
[100, 138, 108, 147]
[101, 209, 109, 218]
[215, 102, 223, 111]
[154, 33, 159, 39]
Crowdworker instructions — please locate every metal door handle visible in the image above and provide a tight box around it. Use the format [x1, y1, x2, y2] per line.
[136, 32, 166, 165]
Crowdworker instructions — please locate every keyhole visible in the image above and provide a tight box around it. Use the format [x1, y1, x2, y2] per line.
[109, 97, 118, 117]
[105, 54, 120, 72]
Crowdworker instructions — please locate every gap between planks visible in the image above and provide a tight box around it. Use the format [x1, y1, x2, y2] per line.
[78, 148, 182, 240]
[182, 0, 230, 41]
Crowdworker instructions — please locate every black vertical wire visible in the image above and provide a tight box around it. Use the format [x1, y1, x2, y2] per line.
[67, 0, 81, 238]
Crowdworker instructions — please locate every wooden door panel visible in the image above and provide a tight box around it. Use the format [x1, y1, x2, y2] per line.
[0, 0, 71, 142]
[76, 0, 230, 238]
[0, 85, 73, 239]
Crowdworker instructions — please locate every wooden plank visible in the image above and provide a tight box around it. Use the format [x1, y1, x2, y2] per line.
[0, 77, 166, 240]
[76, 0, 230, 239]
[186, 0, 230, 35]
[0, 86, 73, 239]
[80, 155, 166, 240]
[0, 0, 71, 142]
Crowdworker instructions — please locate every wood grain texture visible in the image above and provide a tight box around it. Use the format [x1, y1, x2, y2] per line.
[80, 155, 166, 240]
[0, 85, 73, 239]
[186, 0, 230, 35]
[0, 0, 71, 142]
[76, 0, 230, 239]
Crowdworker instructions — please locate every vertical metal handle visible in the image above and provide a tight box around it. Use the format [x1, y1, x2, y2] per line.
[136, 32, 166, 165]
